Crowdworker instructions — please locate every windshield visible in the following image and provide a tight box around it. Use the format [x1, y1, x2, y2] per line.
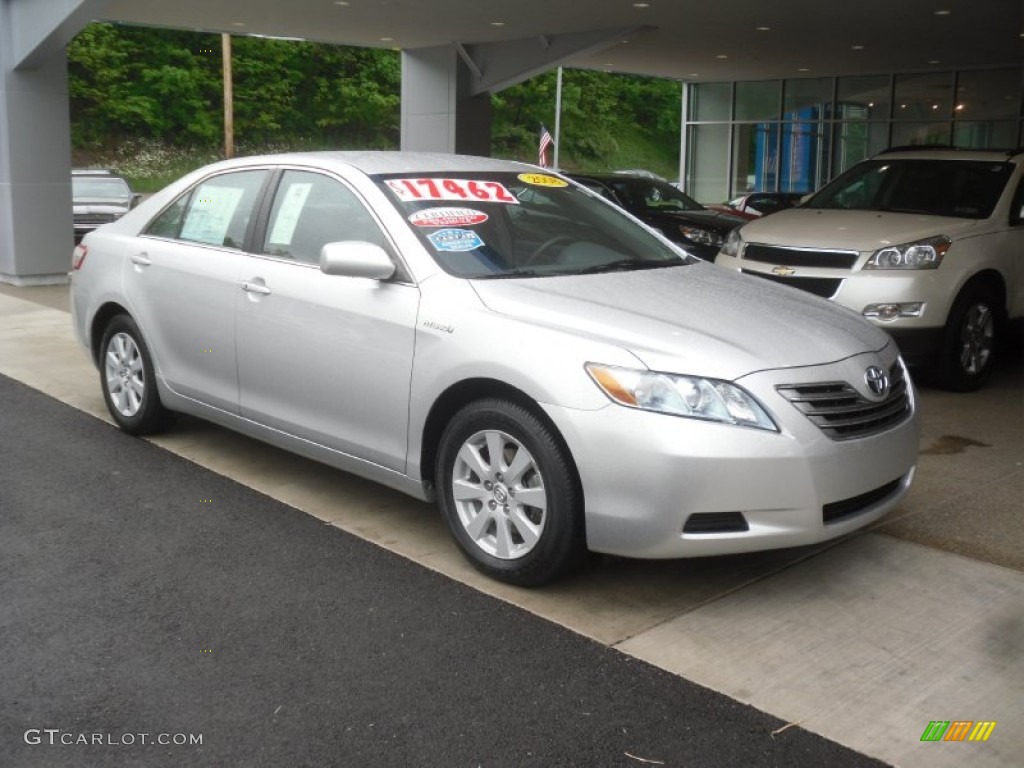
[72, 177, 132, 200]
[376, 171, 689, 278]
[805, 159, 1012, 219]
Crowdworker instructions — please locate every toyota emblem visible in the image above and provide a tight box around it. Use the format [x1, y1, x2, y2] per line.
[864, 366, 889, 397]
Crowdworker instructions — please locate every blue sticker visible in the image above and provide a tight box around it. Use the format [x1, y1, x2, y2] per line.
[427, 228, 484, 252]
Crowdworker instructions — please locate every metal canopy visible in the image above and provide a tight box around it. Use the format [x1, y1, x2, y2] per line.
[99, 0, 1021, 84]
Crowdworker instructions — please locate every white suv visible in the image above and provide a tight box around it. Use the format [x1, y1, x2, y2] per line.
[717, 148, 1024, 391]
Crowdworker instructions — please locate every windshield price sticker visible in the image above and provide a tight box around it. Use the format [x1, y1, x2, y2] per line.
[518, 173, 568, 188]
[386, 178, 518, 204]
[408, 207, 489, 228]
[427, 228, 485, 252]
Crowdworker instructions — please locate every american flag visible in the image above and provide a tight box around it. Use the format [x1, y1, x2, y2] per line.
[538, 125, 554, 168]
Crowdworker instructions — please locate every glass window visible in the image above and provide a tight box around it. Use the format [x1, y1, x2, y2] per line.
[891, 122, 952, 147]
[955, 69, 1020, 120]
[831, 121, 889, 176]
[145, 196, 189, 239]
[807, 159, 1013, 219]
[784, 78, 833, 119]
[953, 121, 1020, 149]
[172, 170, 268, 248]
[691, 82, 731, 121]
[733, 124, 778, 194]
[780, 121, 829, 193]
[735, 81, 780, 121]
[262, 171, 386, 265]
[688, 124, 731, 202]
[377, 172, 684, 278]
[894, 72, 953, 121]
[837, 76, 891, 121]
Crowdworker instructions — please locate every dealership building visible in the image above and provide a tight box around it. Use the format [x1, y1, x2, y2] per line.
[1, 0, 1021, 284]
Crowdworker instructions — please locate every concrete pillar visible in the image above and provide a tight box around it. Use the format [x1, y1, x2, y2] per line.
[1, 0, 103, 285]
[400, 46, 492, 156]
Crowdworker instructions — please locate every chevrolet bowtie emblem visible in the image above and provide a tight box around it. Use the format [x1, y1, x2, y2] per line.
[771, 266, 796, 276]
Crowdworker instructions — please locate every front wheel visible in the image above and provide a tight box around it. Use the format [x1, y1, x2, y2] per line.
[99, 315, 174, 434]
[933, 284, 1000, 392]
[435, 399, 584, 587]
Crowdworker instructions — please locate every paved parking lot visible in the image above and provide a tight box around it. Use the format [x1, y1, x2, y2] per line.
[1, 283, 1021, 767]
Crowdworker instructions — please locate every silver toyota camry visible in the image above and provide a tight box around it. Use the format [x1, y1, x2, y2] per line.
[71, 152, 920, 586]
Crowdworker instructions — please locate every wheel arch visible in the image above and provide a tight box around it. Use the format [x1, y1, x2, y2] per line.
[955, 269, 1007, 318]
[419, 378, 583, 504]
[89, 301, 133, 366]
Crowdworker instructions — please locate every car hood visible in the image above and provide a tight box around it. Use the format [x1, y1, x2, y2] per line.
[648, 208, 746, 232]
[470, 262, 890, 380]
[740, 208, 981, 249]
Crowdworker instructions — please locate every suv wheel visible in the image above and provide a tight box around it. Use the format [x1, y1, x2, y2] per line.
[934, 284, 999, 392]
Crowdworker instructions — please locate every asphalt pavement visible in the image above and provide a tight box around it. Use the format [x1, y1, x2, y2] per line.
[0, 373, 886, 767]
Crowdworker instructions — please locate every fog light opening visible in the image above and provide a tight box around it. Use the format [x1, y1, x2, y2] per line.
[863, 302, 924, 322]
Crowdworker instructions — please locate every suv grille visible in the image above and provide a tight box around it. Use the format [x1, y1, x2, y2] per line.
[743, 244, 859, 269]
[742, 270, 843, 299]
[776, 363, 911, 440]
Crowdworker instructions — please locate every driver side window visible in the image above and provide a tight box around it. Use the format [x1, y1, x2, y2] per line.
[261, 171, 386, 265]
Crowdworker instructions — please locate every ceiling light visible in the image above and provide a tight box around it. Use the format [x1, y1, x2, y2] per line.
[851, 44, 865, 50]
[689, 73, 700, 78]
[756, 26, 771, 32]
[333, 1, 350, 5]
[491, 21, 505, 27]
[632, 3, 650, 7]
[716, 54, 728, 59]
[379, 36, 393, 42]
[798, 68, 810, 72]
[934, 9, 951, 15]
[231, 22, 246, 27]
[955, 104, 965, 111]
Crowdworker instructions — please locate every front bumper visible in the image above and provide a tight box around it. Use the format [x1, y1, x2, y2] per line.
[542, 350, 919, 559]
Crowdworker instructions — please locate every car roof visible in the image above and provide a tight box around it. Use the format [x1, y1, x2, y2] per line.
[873, 147, 1022, 163]
[216, 151, 542, 176]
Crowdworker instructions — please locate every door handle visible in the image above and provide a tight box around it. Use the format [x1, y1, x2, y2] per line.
[241, 280, 272, 295]
[130, 253, 152, 267]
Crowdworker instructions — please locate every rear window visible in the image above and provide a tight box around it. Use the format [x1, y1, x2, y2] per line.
[806, 159, 1012, 219]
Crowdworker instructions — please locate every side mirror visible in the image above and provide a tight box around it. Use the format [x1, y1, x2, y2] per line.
[131, 193, 142, 208]
[320, 241, 396, 280]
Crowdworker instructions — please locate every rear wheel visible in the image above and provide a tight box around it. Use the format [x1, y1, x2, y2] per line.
[99, 315, 174, 434]
[435, 398, 584, 587]
[933, 284, 999, 392]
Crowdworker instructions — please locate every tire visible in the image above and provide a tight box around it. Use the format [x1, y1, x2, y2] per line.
[435, 398, 585, 587]
[933, 283, 1000, 392]
[99, 315, 174, 435]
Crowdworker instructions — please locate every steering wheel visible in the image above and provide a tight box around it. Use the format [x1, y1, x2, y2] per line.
[524, 234, 573, 266]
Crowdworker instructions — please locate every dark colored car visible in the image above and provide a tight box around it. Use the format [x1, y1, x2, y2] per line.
[724, 191, 806, 218]
[569, 172, 747, 261]
[72, 169, 140, 238]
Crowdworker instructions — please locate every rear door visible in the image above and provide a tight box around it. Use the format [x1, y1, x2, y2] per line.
[129, 168, 270, 412]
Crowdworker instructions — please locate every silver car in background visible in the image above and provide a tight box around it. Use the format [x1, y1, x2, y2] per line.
[71, 152, 920, 586]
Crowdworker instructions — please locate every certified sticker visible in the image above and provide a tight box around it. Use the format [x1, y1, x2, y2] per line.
[408, 207, 489, 228]
[427, 228, 485, 252]
[517, 173, 568, 188]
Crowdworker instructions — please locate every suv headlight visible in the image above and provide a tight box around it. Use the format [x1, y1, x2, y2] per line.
[678, 225, 723, 247]
[585, 363, 777, 431]
[864, 235, 950, 270]
[720, 228, 744, 257]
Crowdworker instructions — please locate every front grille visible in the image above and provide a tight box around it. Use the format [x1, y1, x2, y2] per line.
[742, 269, 843, 299]
[776, 363, 911, 440]
[823, 478, 902, 524]
[76, 213, 117, 225]
[683, 512, 749, 534]
[743, 243, 859, 269]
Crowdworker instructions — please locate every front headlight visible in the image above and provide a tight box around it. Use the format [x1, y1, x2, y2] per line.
[864, 235, 950, 270]
[678, 225, 723, 247]
[585, 363, 777, 431]
[719, 228, 744, 257]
